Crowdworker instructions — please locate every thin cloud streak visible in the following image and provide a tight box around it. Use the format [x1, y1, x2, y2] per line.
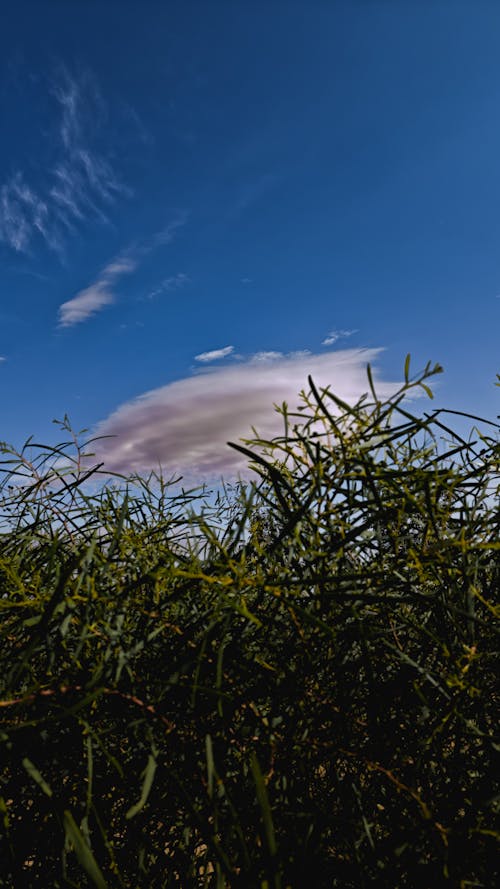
[93, 348, 399, 479]
[0, 66, 129, 256]
[151, 212, 190, 248]
[58, 257, 137, 328]
[322, 329, 358, 346]
[58, 212, 188, 327]
[147, 273, 190, 299]
[0, 173, 50, 253]
[194, 345, 235, 363]
[53, 70, 82, 149]
[58, 207, 189, 327]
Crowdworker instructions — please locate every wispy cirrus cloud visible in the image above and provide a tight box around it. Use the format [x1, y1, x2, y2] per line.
[0, 173, 51, 253]
[248, 350, 312, 364]
[151, 212, 190, 248]
[147, 273, 190, 299]
[58, 213, 188, 327]
[194, 345, 235, 363]
[0, 65, 130, 256]
[322, 328, 358, 346]
[230, 172, 281, 219]
[53, 70, 82, 150]
[92, 347, 399, 479]
[58, 256, 137, 328]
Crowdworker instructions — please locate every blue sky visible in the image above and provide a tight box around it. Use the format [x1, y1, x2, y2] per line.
[1, 2, 499, 479]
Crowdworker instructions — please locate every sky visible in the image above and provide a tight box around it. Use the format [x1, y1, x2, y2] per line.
[1, 1, 499, 482]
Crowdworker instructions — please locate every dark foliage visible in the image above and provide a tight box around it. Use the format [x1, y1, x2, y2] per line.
[0, 359, 498, 887]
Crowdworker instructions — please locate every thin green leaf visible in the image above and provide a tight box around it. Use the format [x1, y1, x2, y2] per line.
[250, 752, 277, 858]
[366, 363, 378, 402]
[64, 810, 107, 888]
[404, 353, 411, 384]
[419, 382, 435, 399]
[22, 757, 53, 798]
[206, 734, 215, 799]
[125, 753, 157, 820]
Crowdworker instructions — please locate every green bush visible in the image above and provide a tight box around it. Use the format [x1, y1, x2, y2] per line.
[0, 359, 498, 887]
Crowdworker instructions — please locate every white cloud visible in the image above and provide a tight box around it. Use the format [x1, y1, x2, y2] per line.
[92, 348, 399, 480]
[147, 273, 190, 299]
[58, 283, 113, 328]
[103, 257, 136, 276]
[194, 345, 235, 363]
[249, 351, 284, 364]
[0, 66, 129, 256]
[58, 212, 188, 328]
[0, 173, 50, 253]
[49, 151, 126, 230]
[58, 256, 137, 328]
[322, 329, 358, 346]
[53, 70, 82, 150]
[151, 212, 190, 248]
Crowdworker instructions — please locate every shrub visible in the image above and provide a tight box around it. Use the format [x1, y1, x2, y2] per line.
[0, 359, 498, 887]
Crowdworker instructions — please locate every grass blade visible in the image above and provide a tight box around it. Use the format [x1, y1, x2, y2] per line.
[64, 809, 107, 888]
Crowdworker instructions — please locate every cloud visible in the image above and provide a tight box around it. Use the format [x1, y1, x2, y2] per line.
[194, 345, 235, 363]
[0, 173, 50, 253]
[0, 66, 129, 256]
[58, 212, 188, 327]
[322, 329, 358, 346]
[92, 348, 399, 480]
[52, 69, 82, 150]
[230, 172, 280, 218]
[147, 273, 190, 299]
[49, 68, 129, 227]
[151, 212, 190, 248]
[58, 256, 137, 328]
[249, 351, 284, 364]
[50, 150, 126, 226]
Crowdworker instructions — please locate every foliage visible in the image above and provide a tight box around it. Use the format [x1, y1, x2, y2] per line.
[0, 359, 498, 887]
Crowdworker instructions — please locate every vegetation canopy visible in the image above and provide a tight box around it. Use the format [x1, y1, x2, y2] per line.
[0, 358, 498, 887]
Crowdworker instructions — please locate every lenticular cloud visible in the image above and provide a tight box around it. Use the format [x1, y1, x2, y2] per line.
[92, 348, 399, 480]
